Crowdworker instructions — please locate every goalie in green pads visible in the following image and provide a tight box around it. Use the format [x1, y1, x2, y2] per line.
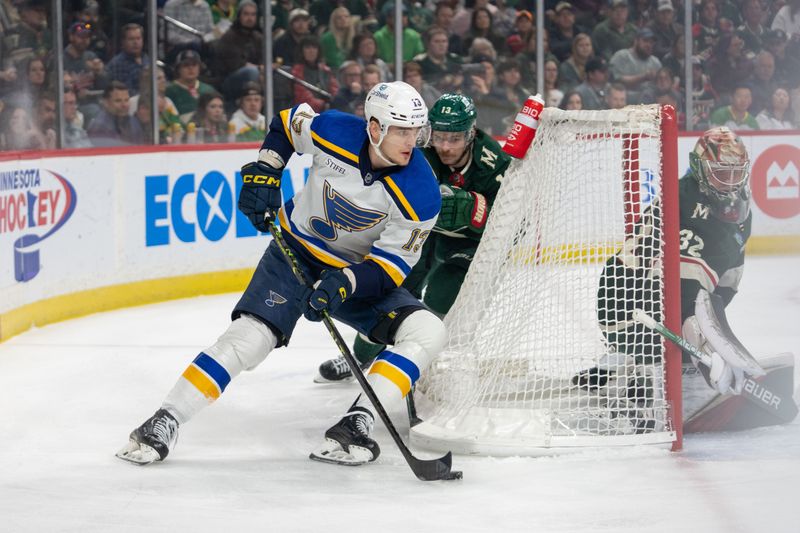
[315, 94, 511, 383]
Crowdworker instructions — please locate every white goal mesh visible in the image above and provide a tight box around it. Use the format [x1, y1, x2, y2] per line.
[411, 105, 678, 455]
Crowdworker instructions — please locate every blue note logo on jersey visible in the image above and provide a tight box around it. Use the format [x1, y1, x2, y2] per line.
[309, 181, 387, 241]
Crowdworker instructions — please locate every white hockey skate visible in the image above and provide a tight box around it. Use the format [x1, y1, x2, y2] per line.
[310, 408, 380, 466]
[116, 409, 179, 465]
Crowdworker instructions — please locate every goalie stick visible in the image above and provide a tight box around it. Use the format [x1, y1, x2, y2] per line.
[633, 309, 799, 424]
[266, 213, 462, 481]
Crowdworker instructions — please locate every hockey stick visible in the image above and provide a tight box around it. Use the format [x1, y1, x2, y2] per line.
[406, 388, 423, 428]
[633, 310, 799, 424]
[266, 214, 462, 481]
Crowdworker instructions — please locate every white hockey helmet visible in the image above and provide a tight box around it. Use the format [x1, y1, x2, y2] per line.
[365, 81, 429, 137]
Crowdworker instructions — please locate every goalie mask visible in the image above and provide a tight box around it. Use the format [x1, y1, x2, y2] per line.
[428, 93, 477, 147]
[689, 127, 751, 224]
[365, 81, 430, 159]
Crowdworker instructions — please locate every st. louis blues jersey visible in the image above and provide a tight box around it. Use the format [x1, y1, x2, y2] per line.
[259, 104, 441, 298]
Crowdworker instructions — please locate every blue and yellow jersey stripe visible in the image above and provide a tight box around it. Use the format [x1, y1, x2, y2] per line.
[182, 352, 231, 400]
[369, 350, 421, 397]
[278, 205, 350, 269]
[309, 111, 365, 168]
[381, 176, 420, 221]
[279, 108, 294, 147]
[366, 246, 412, 287]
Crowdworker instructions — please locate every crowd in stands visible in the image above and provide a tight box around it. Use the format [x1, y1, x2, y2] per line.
[0, 0, 798, 151]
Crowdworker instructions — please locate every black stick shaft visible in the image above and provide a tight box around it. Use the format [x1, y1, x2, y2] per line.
[266, 215, 461, 481]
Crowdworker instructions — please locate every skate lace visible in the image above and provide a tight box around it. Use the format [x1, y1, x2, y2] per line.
[149, 414, 176, 444]
[352, 414, 373, 437]
[330, 357, 351, 375]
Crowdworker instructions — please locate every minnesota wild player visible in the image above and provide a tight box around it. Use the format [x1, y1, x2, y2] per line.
[579, 127, 796, 430]
[316, 93, 511, 382]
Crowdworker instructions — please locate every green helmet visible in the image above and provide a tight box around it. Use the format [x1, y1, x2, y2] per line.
[428, 94, 477, 134]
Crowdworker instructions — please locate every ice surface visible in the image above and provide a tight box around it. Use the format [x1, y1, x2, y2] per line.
[1, 256, 798, 533]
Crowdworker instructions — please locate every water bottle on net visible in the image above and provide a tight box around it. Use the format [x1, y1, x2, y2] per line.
[502, 93, 545, 159]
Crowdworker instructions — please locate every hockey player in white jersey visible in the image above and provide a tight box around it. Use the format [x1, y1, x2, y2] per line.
[116, 81, 445, 467]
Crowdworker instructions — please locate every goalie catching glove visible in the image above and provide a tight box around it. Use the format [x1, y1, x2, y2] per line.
[238, 160, 283, 232]
[434, 184, 488, 234]
[304, 269, 354, 321]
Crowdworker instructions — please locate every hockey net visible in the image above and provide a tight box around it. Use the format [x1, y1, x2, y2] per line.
[411, 105, 681, 455]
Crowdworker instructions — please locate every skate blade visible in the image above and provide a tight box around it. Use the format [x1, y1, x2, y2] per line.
[312, 373, 354, 384]
[115, 439, 161, 465]
[309, 438, 373, 465]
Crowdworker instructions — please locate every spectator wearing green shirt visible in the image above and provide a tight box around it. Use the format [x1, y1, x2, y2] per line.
[165, 50, 217, 123]
[320, 6, 358, 70]
[592, 0, 638, 62]
[709, 84, 760, 130]
[373, 4, 425, 65]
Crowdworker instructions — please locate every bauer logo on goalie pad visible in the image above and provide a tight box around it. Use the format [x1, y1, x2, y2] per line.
[744, 378, 782, 410]
[264, 290, 287, 307]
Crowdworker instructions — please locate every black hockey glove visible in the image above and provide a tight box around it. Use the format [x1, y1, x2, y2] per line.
[239, 161, 283, 232]
[434, 184, 488, 234]
[304, 269, 352, 322]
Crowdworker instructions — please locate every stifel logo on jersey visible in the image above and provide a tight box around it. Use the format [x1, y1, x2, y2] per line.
[752, 145, 800, 219]
[0, 168, 77, 282]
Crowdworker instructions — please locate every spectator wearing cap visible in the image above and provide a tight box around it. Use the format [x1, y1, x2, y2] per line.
[574, 56, 611, 109]
[209, 0, 263, 107]
[709, 83, 759, 130]
[463, 7, 507, 57]
[736, 0, 767, 54]
[609, 27, 662, 104]
[413, 26, 464, 93]
[403, 60, 441, 109]
[87, 81, 144, 146]
[229, 81, 266, 142]
[558, 33, 594, 93]
[549, 2, 588, 63]
[274, 8, 312, 67]
[162, 0, 214, 50]
[708, 32, 755, 102]
[62, 22, 109, 101]
[290, 36, 339, 113]
[166, 49, 216, 122]
[513, 9, 535, 47]
[592, 0, 637, 62]
[647, 0, 682, 61]
[106, 24, 149, 96]
[373, 3, 425, 64]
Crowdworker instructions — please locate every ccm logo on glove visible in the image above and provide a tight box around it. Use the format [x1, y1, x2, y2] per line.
[242, 173, 281, 186]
